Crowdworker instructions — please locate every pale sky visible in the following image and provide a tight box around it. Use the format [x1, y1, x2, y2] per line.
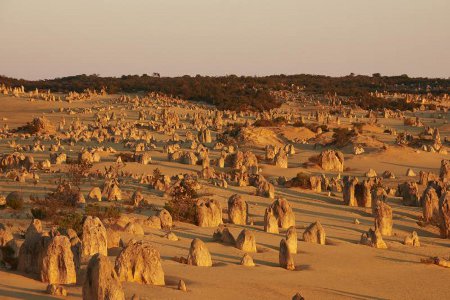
[0, 0, 449, 80]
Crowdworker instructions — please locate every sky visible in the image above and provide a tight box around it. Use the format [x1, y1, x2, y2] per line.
[0, 0, 449, 80]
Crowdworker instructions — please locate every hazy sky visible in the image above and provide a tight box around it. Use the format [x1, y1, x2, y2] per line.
[0, 0, 449, 80]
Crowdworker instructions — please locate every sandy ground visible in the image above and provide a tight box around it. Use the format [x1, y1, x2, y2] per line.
[0, 93, 449, 300]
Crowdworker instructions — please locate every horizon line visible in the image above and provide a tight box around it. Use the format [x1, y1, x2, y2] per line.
[2, 72, 450, 82]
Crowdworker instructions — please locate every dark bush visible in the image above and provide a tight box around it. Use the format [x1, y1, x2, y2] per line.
[253, 117, 287, 127]
[56, 212, 84, 236]
[1, 243, 18, 269]
[31, 207, 48, 220]
[85, 204, 122, 221]
[293, 121, 305, 127]
[0, 73, 448, 112]
[333, 128, 357, 148]
[29, 194, 70, 221]
[165, 177, 199, 223]
[285, 172, 311, 188]
[45, 181, 79, 207]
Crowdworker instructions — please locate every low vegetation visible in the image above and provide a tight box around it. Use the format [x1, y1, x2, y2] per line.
[165, 177, 199, 223]
[2, 73, 447, 111]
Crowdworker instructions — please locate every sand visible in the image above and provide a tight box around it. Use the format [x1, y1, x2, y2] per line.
[0, 92, 449, 300]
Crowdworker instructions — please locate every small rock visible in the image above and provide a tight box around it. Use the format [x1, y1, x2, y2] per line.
[292, 292, 305, 300]
[404, 231, 420, 247]
[165, 232, 179, 241]
[406, 168, 416, 177]
[178, 279, 187, 291]
[46, 284, 67, 296]
[365, 168, 377, 178]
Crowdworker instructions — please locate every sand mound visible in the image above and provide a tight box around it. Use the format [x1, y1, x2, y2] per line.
[237, 127, 283, 148]
[350, 134, 385, 149]
[280, 127, 316, 142]
[355, 123, 385, 134]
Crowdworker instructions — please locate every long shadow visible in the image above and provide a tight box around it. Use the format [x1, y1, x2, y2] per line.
[320, 222, 368, 235]
[253, 259, 278, 267]
[165, 275, 194, 286]
[426, 239, 450, 248]
[294, 206, 359, 224]
[279, 188, 373, 219]
[256, 242, 279, 252]
[380, 161, 439, 172]
[391, 222, 437, 238]
[383, 246, 430, 258]
[166, 230, 212, 241]
[279, 188, 344, 206]
[393, 209, 420, 220]
[0, 283, 60, 300]
[321, 288, 388, 300]
[376, 256, 420, 264]
[150, 161, 200, 173]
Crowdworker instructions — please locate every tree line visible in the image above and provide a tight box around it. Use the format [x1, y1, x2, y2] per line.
[1, 73, 448, 111]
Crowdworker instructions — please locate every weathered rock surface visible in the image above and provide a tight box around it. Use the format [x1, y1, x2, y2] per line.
[115, 240, 165, 285]
[195, 198, 222, 227]
[83, 254, 125, 300]
[360, 227, 387, 249]
[41, 235, 76, 284]
[228, 194, 248, 225]
[374, 201, 393, 236]
[268, 197, 295, 229]
[187, 238, 212, 267]
[318, 149, 344, 172]
[235, 229, 257, 252]
[279, 239, 295, 270]
[303, 221, 326, 244]
[286, 226, 298, 254]
[81, 216, 108, 262]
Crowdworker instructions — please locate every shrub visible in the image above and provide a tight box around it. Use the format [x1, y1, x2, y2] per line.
[253, 117, 287, 127]
[29, 194, 71, 221]
[332, 128, 356, 148]
[31, 207, 48, 220]
[150, 168, 163, 186]
[56, 212, 84, 236]
[285, 172, 311, 188]
[1, 243, 19, 269]
[216, 125, 243, 145]
[293, 121, 305, 127]
[85, 204, 122, 221]
[67, 160, 92, 190]
[165, 177, 199, 223]
[45, 180, 79, 207]
[6, 192, 24, 210]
